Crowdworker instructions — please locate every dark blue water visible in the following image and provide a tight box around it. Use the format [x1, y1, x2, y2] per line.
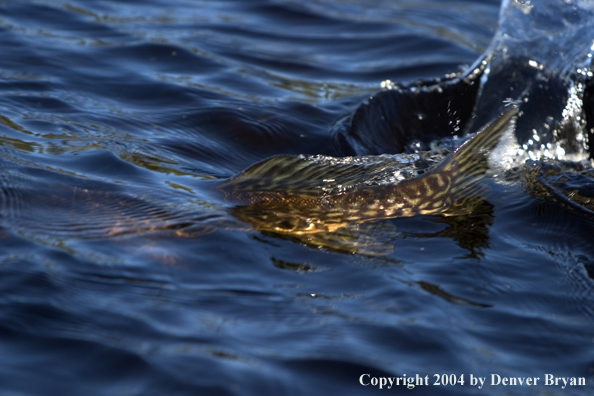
[1, 1, 594, 395]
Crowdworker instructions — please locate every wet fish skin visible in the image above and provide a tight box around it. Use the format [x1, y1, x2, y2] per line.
[221, 106, 517, 235]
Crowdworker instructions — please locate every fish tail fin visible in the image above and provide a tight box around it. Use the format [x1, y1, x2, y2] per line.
[439, 105, 517, 207]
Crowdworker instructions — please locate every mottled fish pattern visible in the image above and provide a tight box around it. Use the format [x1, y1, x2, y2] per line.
[219, 106, 516, 236]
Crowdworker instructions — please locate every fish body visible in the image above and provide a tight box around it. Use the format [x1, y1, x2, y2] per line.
[220, 106, 516, 236]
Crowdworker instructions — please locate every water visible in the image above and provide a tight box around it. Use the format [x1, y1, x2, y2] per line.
[1, 1, 594, 395]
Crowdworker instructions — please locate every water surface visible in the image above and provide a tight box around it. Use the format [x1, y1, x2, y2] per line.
[1, 1, 593, 395]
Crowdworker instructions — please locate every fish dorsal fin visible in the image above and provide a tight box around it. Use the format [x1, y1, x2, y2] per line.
[227, 155, 374, 185]
[436, 105, 517, 200]
[221, 151, 447, 196]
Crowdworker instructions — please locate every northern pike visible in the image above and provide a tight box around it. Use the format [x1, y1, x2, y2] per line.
[219, 106, 516, 236]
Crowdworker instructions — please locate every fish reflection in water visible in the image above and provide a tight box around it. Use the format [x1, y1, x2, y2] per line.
[219, 107, 516, 255]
